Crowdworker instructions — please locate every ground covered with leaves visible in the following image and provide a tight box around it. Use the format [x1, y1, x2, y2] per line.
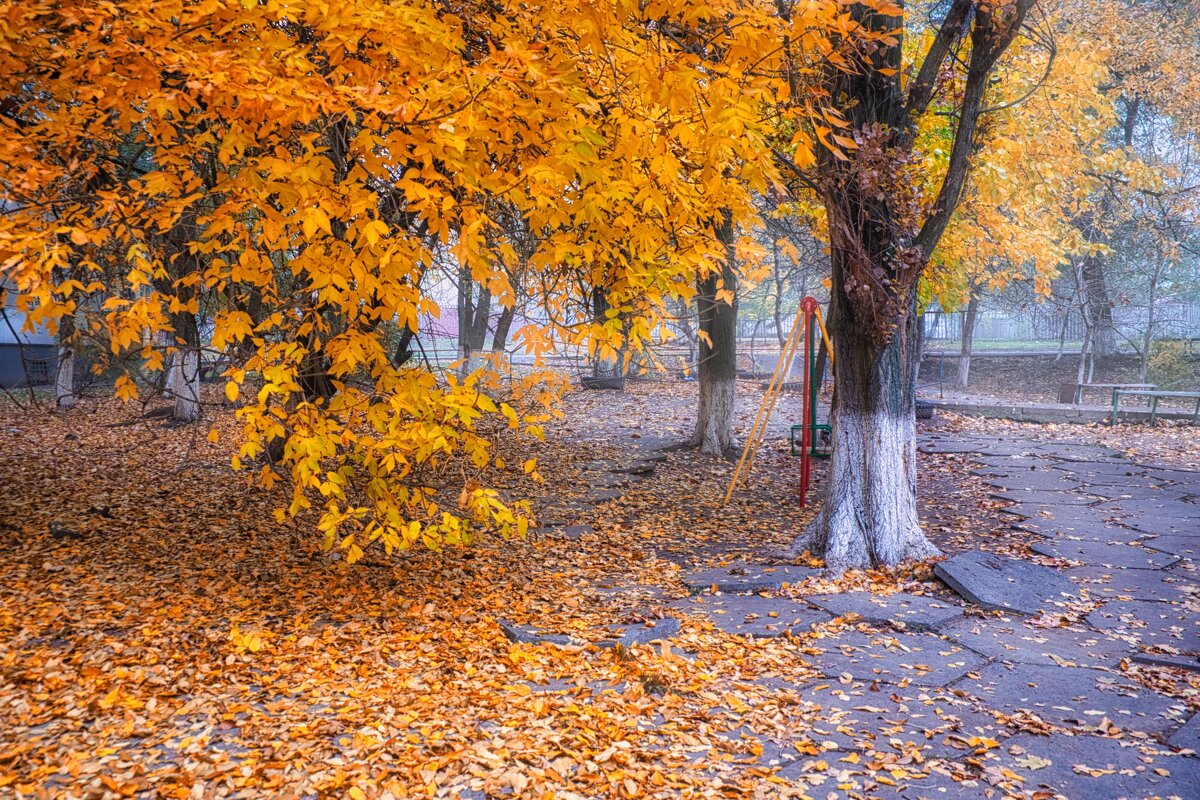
[1, 382, 1197, 799]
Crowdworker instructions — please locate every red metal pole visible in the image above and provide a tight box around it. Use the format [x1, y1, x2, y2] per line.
[799, 297, 817, 506]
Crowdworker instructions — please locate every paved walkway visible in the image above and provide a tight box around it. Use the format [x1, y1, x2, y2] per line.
[510, 431, 1200, 799]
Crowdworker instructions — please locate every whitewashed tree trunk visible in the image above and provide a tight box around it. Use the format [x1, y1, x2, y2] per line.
[693, 375, 735, 455]
[55, 346, 75, 408]
[787, 270, 940, 571]
[172, 349, 201, 422]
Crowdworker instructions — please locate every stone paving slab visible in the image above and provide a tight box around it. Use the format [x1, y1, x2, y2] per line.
[955, 663, 1188, 734]
[980, 473, 1083, 492]
[941, 618, 1131, 668]
[1085, 599, 1200, 653]
[1132, 652, 1200, 673]
[935, 550, 1079, 615]
[597, 616, 681, 648]
[536, 523, 593, 541]
[997, 732, 1200, 798]
[1144, 534, 1200, 561]
[1032, 442, 1124, 462]
[1011, 517, 1149, 543]
[765, 681, 1008, 758]
[497, 620, 578, 647]
[669, 594, 828, 638]
[1088, 486, 1195, 502]
[990, 489, 1096, 506]
[682, 563, 819, 594]
[808, 630, 987, 687]
[806, 592, 964, 632]
[1168, 712, 1200, 754]
[1054, 461, 1149, 478]
[1030, 539, 1181, 570]
[972, 454, 1053, 469]
[1121, 515, 1199, 537]
[1066, 565, 1199, 603]
[918, 437, 1032, 456]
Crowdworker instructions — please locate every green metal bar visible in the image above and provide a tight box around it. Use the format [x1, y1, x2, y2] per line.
[1111, 390, 1120, 425]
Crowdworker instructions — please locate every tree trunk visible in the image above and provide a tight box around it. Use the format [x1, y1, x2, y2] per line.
[1081, 251, 1118, 358]
[1139, 249, 1164, 382]
[772, 240, 787, 349]
[689, 214, 738, 457]
[955, 295, 978, 389]
[1077, 324, 1092, 387]
[457, 269, 490, 376]
[773, 0, 1030, 569]
[171, 310, 201, 423]
[492, 305, 515, 354]
[788, 267, 939, 570]
[1054, 309, 1069, 364]
[590, 288, 624, 380]
[55, 313, 76, 408]
[674, 296, 697, 375]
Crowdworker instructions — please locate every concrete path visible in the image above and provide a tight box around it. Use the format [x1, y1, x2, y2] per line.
[509, 429, 1200, 798]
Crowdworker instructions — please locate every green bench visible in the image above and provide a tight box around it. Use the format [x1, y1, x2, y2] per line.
[1111, 389, 1200, 426]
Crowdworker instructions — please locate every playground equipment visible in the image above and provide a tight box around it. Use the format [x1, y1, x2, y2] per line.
[724, 296, 833, 507]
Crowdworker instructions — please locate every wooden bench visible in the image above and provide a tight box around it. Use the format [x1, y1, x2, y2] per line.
[1111, 389, 1200, 426]
[1060, 382, 1155, 405]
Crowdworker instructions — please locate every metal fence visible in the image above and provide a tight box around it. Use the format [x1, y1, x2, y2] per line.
[923, 303, 1200, 343]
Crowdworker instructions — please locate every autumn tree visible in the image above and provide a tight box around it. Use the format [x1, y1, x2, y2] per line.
[772, 0, 1041, 569]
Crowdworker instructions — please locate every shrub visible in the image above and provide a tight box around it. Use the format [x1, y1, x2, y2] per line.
[1147, 339, 1197, 390]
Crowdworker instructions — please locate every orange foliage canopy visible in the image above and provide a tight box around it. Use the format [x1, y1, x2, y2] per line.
[0, 1, 844, 557]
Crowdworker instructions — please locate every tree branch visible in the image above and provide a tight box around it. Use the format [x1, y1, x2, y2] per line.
[914, 0, 1034, 261]
[903, 0, 974, 123]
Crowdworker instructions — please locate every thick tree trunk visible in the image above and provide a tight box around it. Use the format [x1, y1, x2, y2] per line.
[787, 225, 945, 568]
[955, 295, 978, 389]
[172, 349, 201, 422]
[789, 289, 939, 570]
[171, 311, 201, 423]
[689, 216, 738, 457]
[1081, 251, 1118, 358]
[55, 314, 76, 409]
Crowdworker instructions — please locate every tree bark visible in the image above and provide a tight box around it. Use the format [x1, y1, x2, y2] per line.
[776, 0, 1031, 570]
[787, 245, 939, 570]
[1139, 247, 1164, 382]
[674, 296, 697, 375]
[1081, 250, 1118, 358]
[492, 305, 515, 354]
[689, 214, 738, 457]
[170, 310, 201, 423]
[55, 313, 76, 408]
[456, 269, 491, 376]
[955, 295, 979, 389]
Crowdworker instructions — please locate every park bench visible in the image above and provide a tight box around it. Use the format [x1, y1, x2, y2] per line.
[1111, 388, 1200, 426]
[1058, 382, 1155, 405]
